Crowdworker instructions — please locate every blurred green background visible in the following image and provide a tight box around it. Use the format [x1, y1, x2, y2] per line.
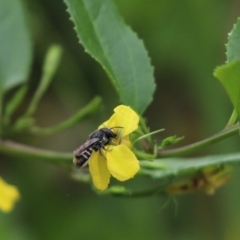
[1, 0, 240, 239]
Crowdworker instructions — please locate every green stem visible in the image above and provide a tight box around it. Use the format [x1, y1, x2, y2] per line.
[0, 139, 71, 162]
[29, 96, 102, 135]
[24, 45, 62, 118]
[2, 86, 28, 127]
[132, 128, 164, 145]
[0, 123, 239, 163]
[225, 109, 238, 129]
[158, 124, 239, 157]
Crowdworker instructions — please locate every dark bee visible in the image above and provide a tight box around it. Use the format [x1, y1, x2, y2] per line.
[73, 127, 121, 168]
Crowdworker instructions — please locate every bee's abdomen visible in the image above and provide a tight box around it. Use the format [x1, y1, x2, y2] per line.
[82, 148, 93, 159]
[74, 148, 93, 168]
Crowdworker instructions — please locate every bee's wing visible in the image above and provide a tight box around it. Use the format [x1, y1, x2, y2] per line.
[73, 138, 99, 156]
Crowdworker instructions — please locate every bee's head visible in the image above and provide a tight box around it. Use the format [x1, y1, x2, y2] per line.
[100, 127, 117, 138]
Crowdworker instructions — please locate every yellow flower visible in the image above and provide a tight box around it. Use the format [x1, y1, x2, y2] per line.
[0, 177, 20, 212]
[89, 105, 140, 191]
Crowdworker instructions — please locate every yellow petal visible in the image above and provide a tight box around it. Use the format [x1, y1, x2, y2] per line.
[100, 105, 139, 136]
[89, 152, 110, 191]
[107, 145, 140, 181]
[0, 177, 20, 213]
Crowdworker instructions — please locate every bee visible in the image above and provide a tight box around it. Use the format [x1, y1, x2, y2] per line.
[73, 127, 121, 168]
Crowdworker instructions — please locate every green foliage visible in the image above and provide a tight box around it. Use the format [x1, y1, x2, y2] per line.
[64, 0, 155, 114]
[0, 0, 32, 92]
[214, 17, 240, 121]
[2, 1, 240, 239]
[0, 45, 102, 137]
[0, 0, 240, 207]
[1, 0, 240, 195]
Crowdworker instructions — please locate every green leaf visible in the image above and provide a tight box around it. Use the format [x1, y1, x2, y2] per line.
[0, 0, 32, 92]
[214, 61, 240, 116]
[64, 0, 155, 114]
[226, 17, 240, 63]
[140, 152, 240, 179]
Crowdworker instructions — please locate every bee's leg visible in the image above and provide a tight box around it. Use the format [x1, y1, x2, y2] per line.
[99, 148, 107, 159]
